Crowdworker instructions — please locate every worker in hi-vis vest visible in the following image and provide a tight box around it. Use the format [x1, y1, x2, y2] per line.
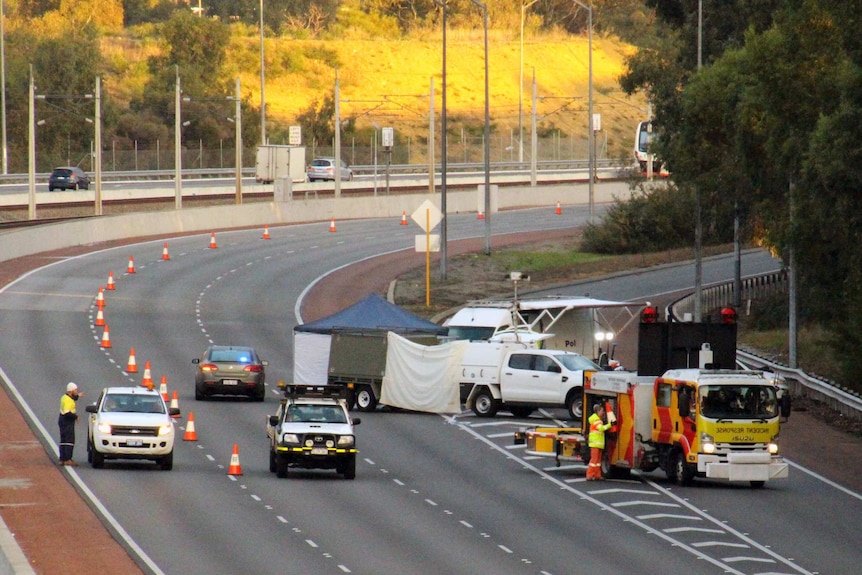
[586, 403, 614, 480]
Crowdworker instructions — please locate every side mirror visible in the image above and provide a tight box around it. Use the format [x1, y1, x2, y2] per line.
[352, 418, 362, 426]
[85, 404, 98, 413]
[168, 407, 181, 417]
[191, 358, 200, 364]
[269, 415, 279, 427]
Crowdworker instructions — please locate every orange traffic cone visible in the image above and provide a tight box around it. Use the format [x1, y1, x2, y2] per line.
[227, 444, 243, 475]
[94, 308, 105, 327]
[329, 218, 337, 232]
[162, 242, 170, 261]
[555, 201, 562, 215]
[159, 375, 169, 401]
[184, 412, 198, 441]
[169, 390, 181, 418]
[106, 271, 116, 291]
[95, 287, 105, 310]
[100, 325, 112, 348]
[127, 256, 136, 274]
[126, 348, 138, 373]
[209, 232, 218, 249]
[477, 211, 484, 220]
[400, 211, 408, 225]
[141, 361, 153, 388]
[262, 225, 271, 240]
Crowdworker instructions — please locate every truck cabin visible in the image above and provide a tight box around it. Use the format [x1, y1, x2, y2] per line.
[698, 384, 779, 420]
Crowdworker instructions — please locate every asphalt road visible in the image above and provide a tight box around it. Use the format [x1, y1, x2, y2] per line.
[0, 207, 858, 575]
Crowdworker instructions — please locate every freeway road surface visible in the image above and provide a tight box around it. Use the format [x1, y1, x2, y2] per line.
[0, 207, 858, 575]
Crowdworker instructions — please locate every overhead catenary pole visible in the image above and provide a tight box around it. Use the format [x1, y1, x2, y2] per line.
[470, 0, 491, 255]
[429, 78, 435, 195]
[334, 69, 341, 198]
[694, 0, 703, 321]
[27, 64, 35, 220]
[94, 76, 102, 216]
[235, 77, 242, 204]
[174, 66, 182, 209]
[433, 0, 449, 279]
[259, 0, 266, 144]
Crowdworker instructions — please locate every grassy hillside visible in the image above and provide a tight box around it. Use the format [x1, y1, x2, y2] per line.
[107, 25, 646, 162]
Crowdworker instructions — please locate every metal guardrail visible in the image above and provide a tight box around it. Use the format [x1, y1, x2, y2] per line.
[668, 269, 862, 420]
[0, 159, 625, 185]
[737, 349, 862, 420]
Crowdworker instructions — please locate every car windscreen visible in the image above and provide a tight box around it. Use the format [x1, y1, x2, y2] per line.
[700, 384, 778, 419]
[103, 394, 165, 414]
[286, 404, 347, 424]
[446, 326, 497, 341]
[556, 354, 601, 371]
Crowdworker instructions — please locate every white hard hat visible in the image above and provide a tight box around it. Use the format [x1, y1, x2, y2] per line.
[66, 382, 78, 393]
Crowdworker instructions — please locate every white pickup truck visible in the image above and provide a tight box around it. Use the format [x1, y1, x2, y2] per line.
[464, 347, 600, 419]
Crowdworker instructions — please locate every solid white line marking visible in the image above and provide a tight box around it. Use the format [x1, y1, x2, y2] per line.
[612, 500, 681, 508]
[306, 539, 318, 548]
[664, 527, 727, 534]
[692, 542, 750, 549]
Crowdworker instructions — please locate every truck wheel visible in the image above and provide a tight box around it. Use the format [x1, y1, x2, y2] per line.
[566, 388, 584, 421]
[509, 407, 533, 418]
[276, 454, 289, 479]
[341, 455, 356, 480]
[750, 481, 765, 489]
[355, 386, 378, 412]
[471, 388, 499, 417]
[672, 451, 694, 486]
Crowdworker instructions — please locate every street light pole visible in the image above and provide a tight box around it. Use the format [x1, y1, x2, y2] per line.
[694, 0, 703, 321]
[1, 0, 7, 175]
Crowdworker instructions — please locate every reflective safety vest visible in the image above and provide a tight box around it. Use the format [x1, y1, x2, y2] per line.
[60, 394, 76, 416]
[588, 413, 612, 449]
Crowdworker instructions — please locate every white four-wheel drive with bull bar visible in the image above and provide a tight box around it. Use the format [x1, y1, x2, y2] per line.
[266, 383, 360, 479]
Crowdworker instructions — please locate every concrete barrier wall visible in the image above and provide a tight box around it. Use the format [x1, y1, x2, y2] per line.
[0, 181, 631, 264]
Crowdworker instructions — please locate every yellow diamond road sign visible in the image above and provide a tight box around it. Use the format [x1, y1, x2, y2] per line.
[411, 199, 442, 233]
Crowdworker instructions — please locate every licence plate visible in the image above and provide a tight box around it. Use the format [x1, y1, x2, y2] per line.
[126, 439, 143, 447]
[222, 379, 239, 386]
[311, 447, 328, 456]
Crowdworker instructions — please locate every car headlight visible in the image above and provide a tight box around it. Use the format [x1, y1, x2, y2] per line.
[700, 432, 715, 454]
[768, 442, 779, 454]
[158, 423, 173, 436]
[97, 421, 112, 434]
[337, 435, 355, 448]
[281, 433, 299, 445]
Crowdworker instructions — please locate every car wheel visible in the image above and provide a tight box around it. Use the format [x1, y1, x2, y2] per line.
[48, 186, 54, 191]
[195, 387, 205, 401]
[276, 454, 289, 479]
[253, 387, 266, 402]
[471, 388, 499, 418]
[160, 451, 173, 471]
[355, 385, 377, 412]
[82, 184, 89, 190]
[341, 455, 356, 480]
[269, 448, 277, 473]
[87, 436, 93, 463]
[566, 387, 584, 421]
[91, 441, 105, 469]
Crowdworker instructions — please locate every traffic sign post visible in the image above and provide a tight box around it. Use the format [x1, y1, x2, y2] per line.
[382, 127, 394, 195]
[410, 200, 443, 306]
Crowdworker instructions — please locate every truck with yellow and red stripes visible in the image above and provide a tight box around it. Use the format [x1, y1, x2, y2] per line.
[516, 368, 790, 487]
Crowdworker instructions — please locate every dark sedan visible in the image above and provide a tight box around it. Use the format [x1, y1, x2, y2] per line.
[48, 166, 90, 191]
[192, 345, 268, 401]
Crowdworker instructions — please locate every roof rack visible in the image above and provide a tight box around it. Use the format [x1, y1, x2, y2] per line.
[279, 383, 349, 400]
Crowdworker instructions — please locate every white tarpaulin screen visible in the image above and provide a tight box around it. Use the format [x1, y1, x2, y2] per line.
[381, 332, 466, 413]
[293, 332, 332, 384]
